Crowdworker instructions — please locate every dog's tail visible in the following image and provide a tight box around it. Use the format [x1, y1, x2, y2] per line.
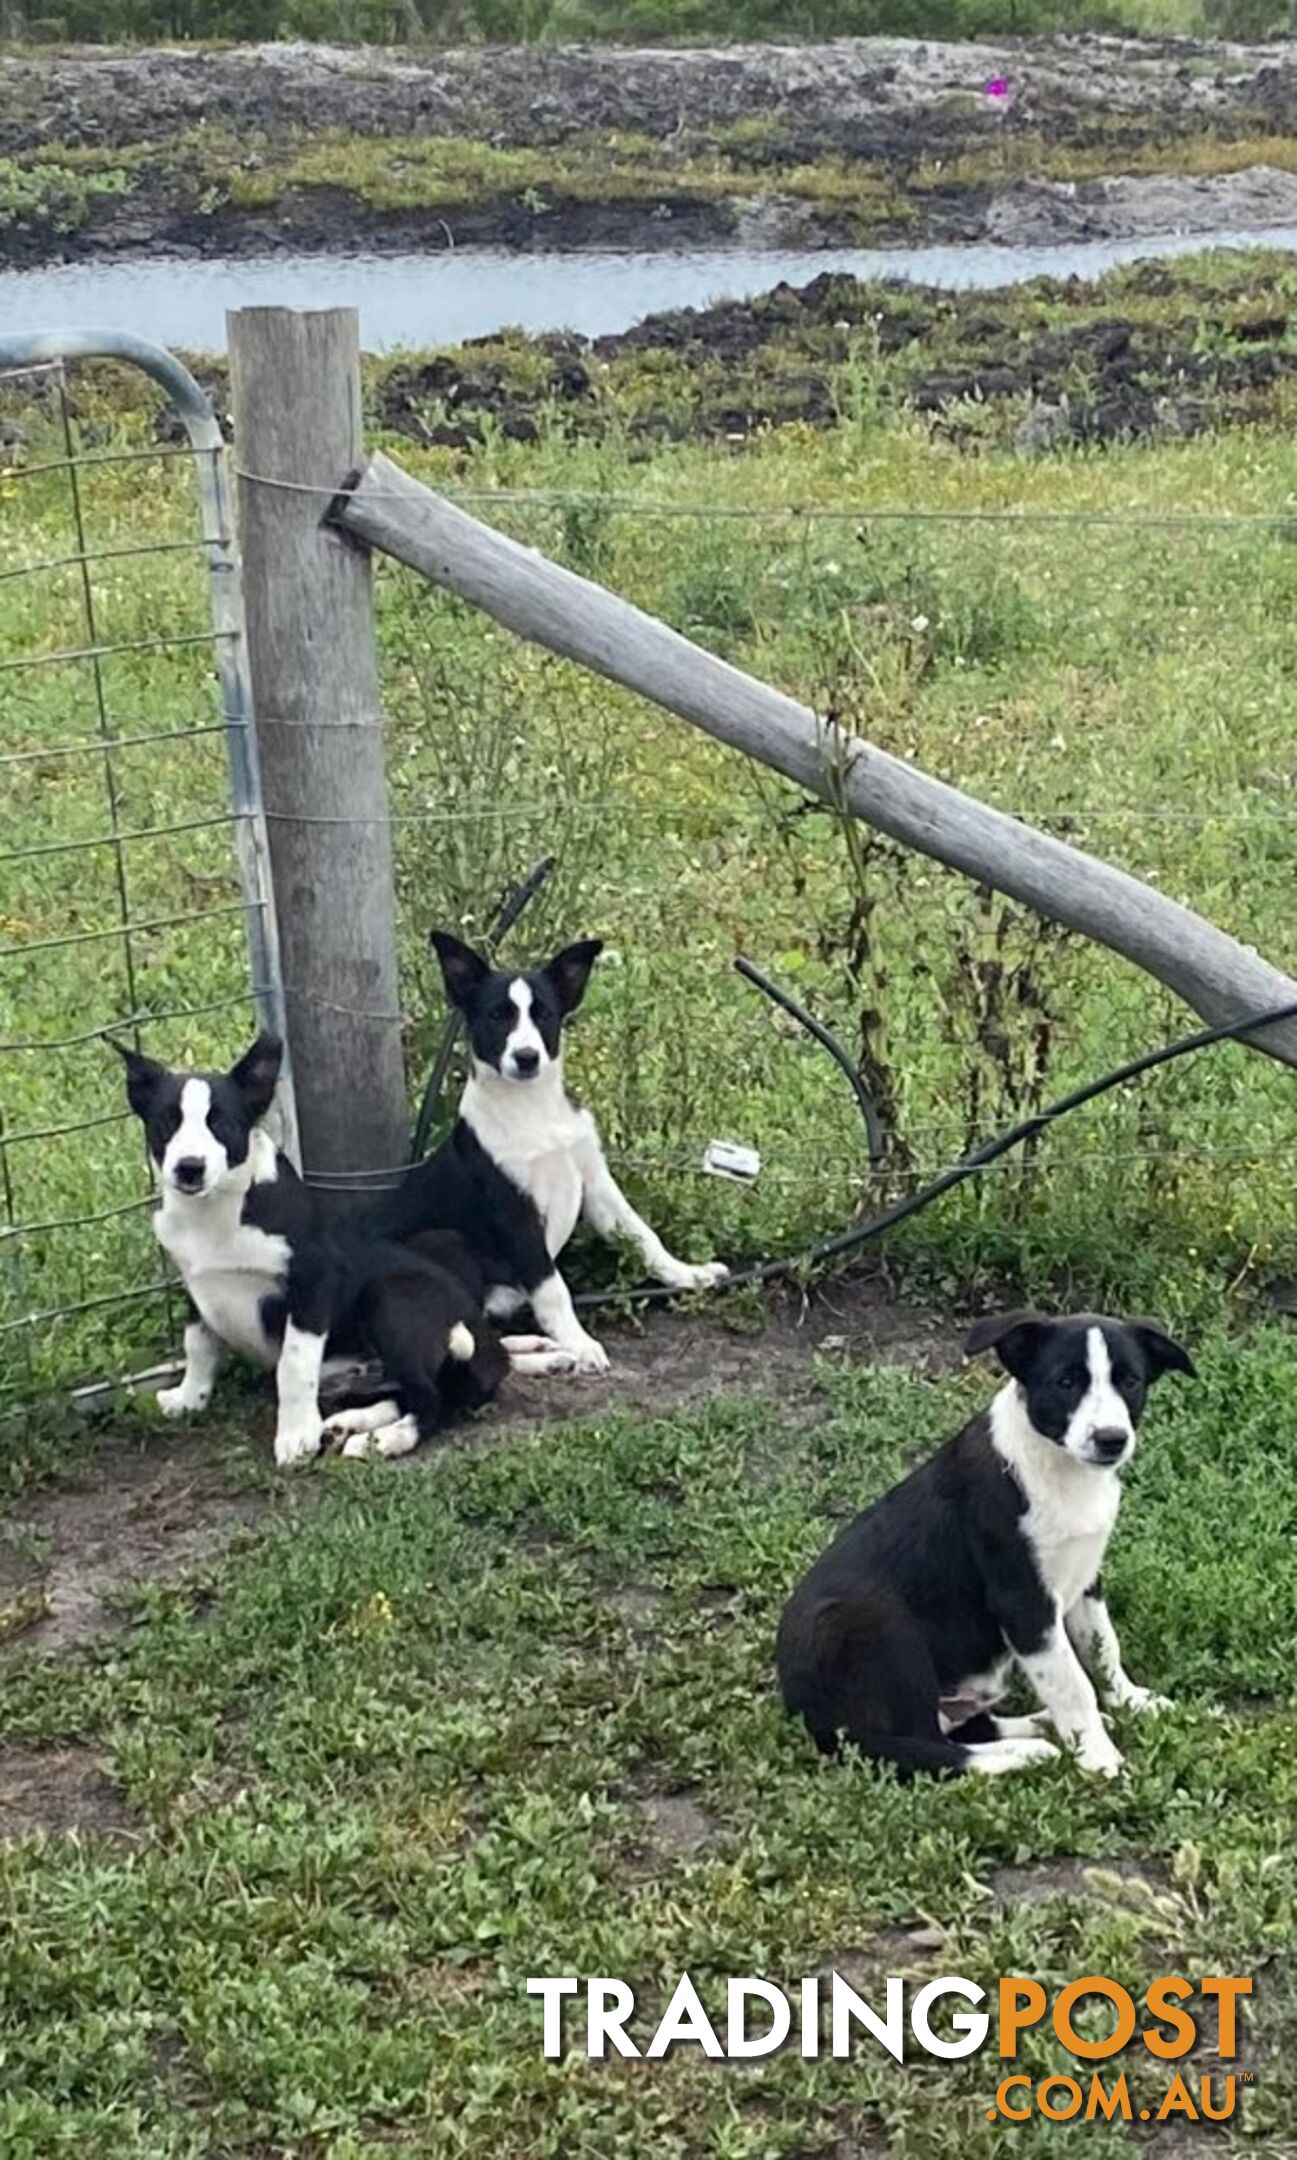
[349, 1245, 506, 1444]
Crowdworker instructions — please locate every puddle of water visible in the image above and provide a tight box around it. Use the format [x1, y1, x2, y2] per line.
[2, 227, 1295, 352]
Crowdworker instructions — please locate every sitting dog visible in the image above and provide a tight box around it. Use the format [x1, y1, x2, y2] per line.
[367, 932, 728, 1374]
[115, 1034, 506, 1464]
[776, 1310, 1194, 1778]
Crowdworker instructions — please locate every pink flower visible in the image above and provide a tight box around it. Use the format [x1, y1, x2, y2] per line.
[984, 76, 1011, 101]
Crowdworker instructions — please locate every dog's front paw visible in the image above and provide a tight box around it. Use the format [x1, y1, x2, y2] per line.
[567, 1332, 611, 1375]
[274, 1414, 323, 1468]
[156, 1382, 208, 1419]
[1007, 1735, 1061, 1767]
[342, 1415, 419, 1461]
[1119, 1686, 1173, 1715]
[1075, 1731, 1125, 1778]
[658, 1258, 730, 1293]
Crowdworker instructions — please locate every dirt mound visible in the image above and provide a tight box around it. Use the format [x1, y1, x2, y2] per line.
[4, 38, 1297, 270]
[364, 258, 1296, 454]
[3, 34, 1294, 158]
[987, 163, 1297, 245]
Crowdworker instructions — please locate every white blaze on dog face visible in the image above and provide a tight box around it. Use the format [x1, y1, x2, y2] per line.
[429, 932, 604, 1085]
[1061, 1326, 1135, 1468]
[500, 978, 551, 1082]
[159, 1078, 231, 1197]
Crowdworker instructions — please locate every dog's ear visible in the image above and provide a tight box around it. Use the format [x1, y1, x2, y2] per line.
[544, 939, 604, 1015]
[963, 1308, 1052, 1383]
[227, 1033, 282, 1121]
[1128, 1320, 1196, 1383]
[109, 1039, 169, 1120]
[431, 930, 490, 1010]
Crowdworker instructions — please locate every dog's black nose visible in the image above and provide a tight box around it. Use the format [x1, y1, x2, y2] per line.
[512, 1047, 541, 1076]
[1090, 1427, 1128, 1463]
[172, 1157, 206, 1190]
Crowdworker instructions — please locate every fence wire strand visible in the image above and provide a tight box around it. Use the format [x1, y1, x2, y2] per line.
[6, 360, 1297, 1403]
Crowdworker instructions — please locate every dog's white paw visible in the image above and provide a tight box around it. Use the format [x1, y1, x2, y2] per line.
[342, 1416, 419, 1461]
[992, 1710, 1053, 1740]
[274, 1415, 323, 1468]
[507, 1347, 580, 1376]
[1119, 1687, 1173, 1716]
[967, 1736, 1060, 1776]
[156, 1383, 207, 1419]
[658, 1259, 730, 1293]
[1075, 1733, 1125, 1778]
[321, 1401, 401, 1447]
[567, 1333, 611, 1375]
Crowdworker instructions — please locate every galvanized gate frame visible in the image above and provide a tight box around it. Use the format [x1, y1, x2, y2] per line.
[0, 326, 299, 1163]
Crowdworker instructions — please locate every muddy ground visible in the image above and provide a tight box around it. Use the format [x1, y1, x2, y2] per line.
[5, 243, 1289, 463]
[368, 254, 1297, 452]
[0, 1272, 947, 1697]
[2, 35, 1297, 267]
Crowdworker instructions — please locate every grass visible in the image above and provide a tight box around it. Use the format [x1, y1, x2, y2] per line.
[6, 253, 1297, 1395]
[212, 129, 911, 229]
[11, 97, 1297, 254]
[1, 1330, 1296, 2155]
[0, 0, 1235, 51]
[5, 241, 1297, 2159]
[0, 152, 130, 233]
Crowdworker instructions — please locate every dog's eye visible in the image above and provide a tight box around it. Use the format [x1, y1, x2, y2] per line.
[1113, 1369, 1138, 1395]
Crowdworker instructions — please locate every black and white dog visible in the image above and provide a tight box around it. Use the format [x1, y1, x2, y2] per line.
[368, 932, 728, 1375]
[776, 1310, 1194, 1779]
[116, 1034, 506, 1464]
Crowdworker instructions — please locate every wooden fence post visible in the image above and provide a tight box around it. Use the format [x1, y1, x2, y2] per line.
[228, 307, 408, 1181]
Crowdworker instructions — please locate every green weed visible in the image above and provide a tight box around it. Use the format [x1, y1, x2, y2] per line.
[0, 1332, 1293, 2152]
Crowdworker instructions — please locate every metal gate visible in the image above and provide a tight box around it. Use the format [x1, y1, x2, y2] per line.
[0, 329, 293, 1407]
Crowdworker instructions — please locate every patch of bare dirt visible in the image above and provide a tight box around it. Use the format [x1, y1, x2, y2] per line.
[634, 1789, 719, 1856]
[824, 1927, 949, 1986]
[3, 37, 1297, 268]
[481, 1274, 954, 1436]
[4, 37, 1293, 162]
[985, 1854, 1172, 1907]
[2, 1426, 268, 1657]
[1, 1274, 949, 1666]
[0, 1743, 136, 1841]
[986, 162, 1297, 246]
[603, 1583, 667, 1635]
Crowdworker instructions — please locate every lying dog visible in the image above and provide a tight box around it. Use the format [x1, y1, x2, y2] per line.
[116, 1034, 506, 1464]
[367, 931, 728, 1374]
[776, 1310, 1194, 1778]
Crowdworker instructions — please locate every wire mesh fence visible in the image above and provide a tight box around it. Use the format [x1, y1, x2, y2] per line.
[0, 338, 288, 1409]
[5, 325, 1297, 1410]
[355, 468, 1297, 1299]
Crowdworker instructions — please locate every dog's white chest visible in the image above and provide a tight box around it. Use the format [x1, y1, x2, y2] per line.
[1021, 1472, 1119, 1611]
[517, 1148, 584, 1258]
[990, 1385, 1122, 1612]
[463, 1077, 590, 1261]
[155, 1200, 289, 1366]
